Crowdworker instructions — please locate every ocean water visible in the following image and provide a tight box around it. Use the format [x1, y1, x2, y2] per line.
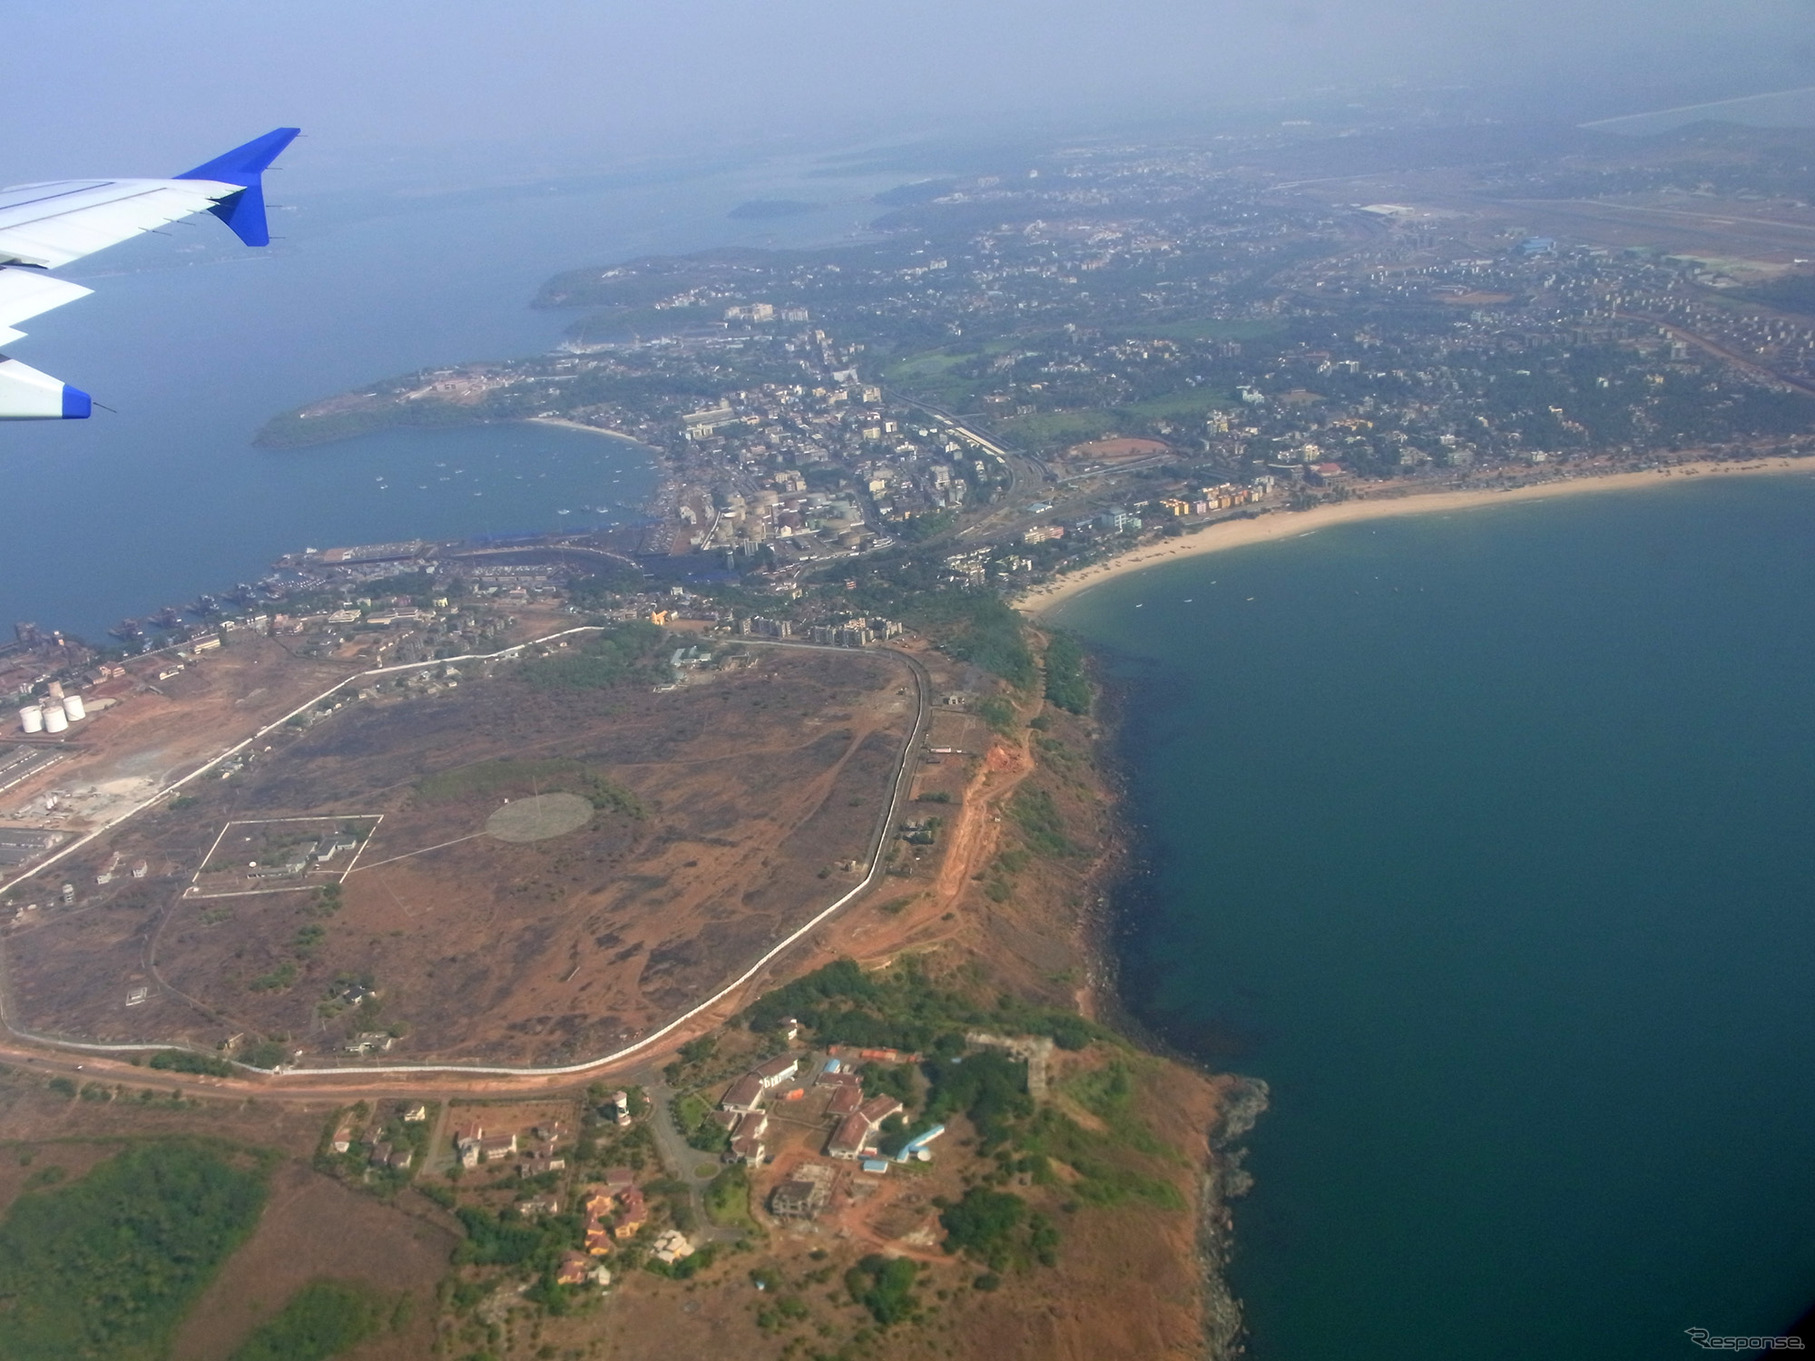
[0, 147, 904, 639]
[1053, 475, 1815, 1360]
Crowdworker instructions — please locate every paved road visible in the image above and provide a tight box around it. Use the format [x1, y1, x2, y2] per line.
[0, 636, 933, 1098]
[642, 1078, 721, 1235]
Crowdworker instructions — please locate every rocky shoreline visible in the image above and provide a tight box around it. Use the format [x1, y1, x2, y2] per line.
[1199, 1076, 1271, 1359]
[1061, 650, 1269, 1360]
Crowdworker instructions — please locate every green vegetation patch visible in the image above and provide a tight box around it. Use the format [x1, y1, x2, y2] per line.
[1010, 786, 1074, 858]
[518, 620, 667, 692]
[229, 1278, 385, 1361]
[566, 304, 720, 343]
[704, 1164, 758, 1232]
[939, 1187, 1060, 1271]
[843, 557, 1034, 688]
[454, 1204, 583, 1274]
[1042, 633, 1091, 715]
[1018, 1106, 1184, 1209]
[672, 1092, 730, 1154]
[148, 1049, 233, 1077]
[1735, 273, 1815, 318]
[1061, 1059, 1170, 1160]
[976, 693, 1018, 736]
[746, 957, 1099, 1060]
[254, 400, 480, 450]
[0, 1140, 271, 1361]
[248, 962, 297, 993]
[993, 409, 1118, 448]
[845, 1253, 919, 1326]
[906, 593, 1035, 689]
[924, 1049, 1031, 1149]
[1119, 391, 1230, 421]
[663, 1034, 718, 1086]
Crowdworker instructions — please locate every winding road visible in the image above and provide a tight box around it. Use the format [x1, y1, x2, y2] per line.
[0, 632, 933, 1098]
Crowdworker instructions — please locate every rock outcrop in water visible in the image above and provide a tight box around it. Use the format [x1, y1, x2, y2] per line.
[1200, 1076, 1270, 1359]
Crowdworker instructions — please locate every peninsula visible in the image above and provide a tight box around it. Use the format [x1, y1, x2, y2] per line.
[6, 112, 1815, 1359]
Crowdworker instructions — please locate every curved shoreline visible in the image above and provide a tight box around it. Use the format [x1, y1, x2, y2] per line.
[526, 415, 652, 447]
[1019, 457, 1815, 616]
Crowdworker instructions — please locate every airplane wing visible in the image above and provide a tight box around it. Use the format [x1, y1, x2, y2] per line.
[0, 127, 299, 420]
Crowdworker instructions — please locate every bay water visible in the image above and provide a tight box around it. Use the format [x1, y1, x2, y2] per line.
[0, 148, 902, 639]
[1054, 475, 1815, 1360]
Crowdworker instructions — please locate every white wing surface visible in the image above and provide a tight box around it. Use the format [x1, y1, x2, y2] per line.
[0, 127, 299, 421]
[0, 178, 240, 270]
[0, 268, 92, 347]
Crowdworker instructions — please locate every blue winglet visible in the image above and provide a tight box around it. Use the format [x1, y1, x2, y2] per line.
[62, 385, 92, 420]
[174, 127, 301, 248]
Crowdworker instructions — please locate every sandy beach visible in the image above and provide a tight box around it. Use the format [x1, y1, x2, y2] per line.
[528, 415, 649, 445]
[1019, 458, 1815, 616]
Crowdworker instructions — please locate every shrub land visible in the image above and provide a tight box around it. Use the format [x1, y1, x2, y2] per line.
[228, 1278, 387, 1361]
[1041, 632, 1092, 715]
[0, 1140, 271, 1361]
[517, 621, 667, 692]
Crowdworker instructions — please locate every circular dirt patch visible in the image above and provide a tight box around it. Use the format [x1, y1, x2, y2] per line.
[485, 792, 594, 843]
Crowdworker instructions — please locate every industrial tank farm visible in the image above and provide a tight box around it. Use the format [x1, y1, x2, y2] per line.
[16, 691, 86, 734]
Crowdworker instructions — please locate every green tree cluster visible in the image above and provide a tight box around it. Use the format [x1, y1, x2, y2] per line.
[938, 1187, 1060, 1271]
[0, 1141, 270, 1360]
[148, 1049, 233, 1077]
[844, 1254, 919, 1326]
[744, 957, 1098, 1056]
[519, 621, 666, 691]
[228, 1279, 384, 1361]
[1041, 633, 1092, 715]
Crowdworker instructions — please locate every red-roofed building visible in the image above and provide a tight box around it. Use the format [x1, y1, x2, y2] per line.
[477, 1133, 518, 1163]
[752, 1054, 800, 1088]
[728, 1109, 770, 1166]
[613, 1187, 648, 1240]
[856, 1095, 904, 1127]
[721, 1074, 765, 1113]
[557, 1252, 591, 1287]
[828, 1111, 871, 1160]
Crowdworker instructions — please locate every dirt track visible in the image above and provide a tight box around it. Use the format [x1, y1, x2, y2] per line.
[0, 640, 941, 1096]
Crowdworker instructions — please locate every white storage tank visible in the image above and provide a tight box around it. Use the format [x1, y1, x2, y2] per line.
[18, 705, 42, 734]
[42, 703, 68, 733]
[61, 693, 86, 722]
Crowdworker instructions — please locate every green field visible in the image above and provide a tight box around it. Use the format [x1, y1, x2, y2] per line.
[994, 410, 1119, 447]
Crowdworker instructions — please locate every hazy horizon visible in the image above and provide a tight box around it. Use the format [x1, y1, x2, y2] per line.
[7, 1, 1815, 188]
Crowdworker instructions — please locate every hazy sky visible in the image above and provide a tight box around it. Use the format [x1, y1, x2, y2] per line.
[6, 1, 1814, 182]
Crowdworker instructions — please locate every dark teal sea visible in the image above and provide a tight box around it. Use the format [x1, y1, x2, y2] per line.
[1052, 474, 1815, 1361]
